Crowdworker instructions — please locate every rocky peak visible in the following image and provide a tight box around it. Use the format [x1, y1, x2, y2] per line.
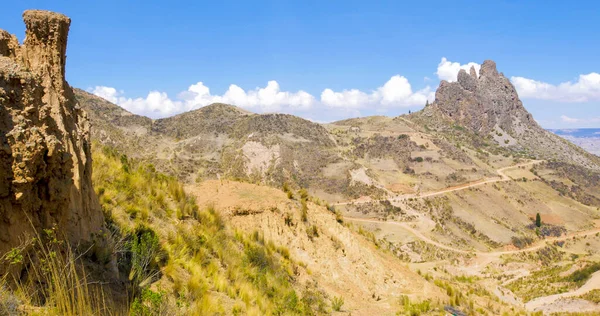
[479, 59, 498, 77]
[469, 65, 477, 78]
[0, 10, 103, 263]
[431, 59, 536, 135]
[423, 59, 600, 170]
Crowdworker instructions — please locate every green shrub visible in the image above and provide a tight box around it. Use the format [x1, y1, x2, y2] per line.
[307, 225, 319, 240]
[565, 262, 600, 286]
[301, 200, 308, 222]
[331, 296, 344, 311]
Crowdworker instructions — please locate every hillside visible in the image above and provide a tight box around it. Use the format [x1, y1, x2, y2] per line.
[3, 7, 600, 316]
[75, 59, 600, 314]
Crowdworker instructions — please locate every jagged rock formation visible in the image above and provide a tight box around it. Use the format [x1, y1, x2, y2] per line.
[419, 60, 600, 170]
[431, 60, 537, 135]
[0, 11, 103, 258]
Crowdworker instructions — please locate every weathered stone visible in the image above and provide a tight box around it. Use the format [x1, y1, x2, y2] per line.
[431, 59, 535, 135]
[427, 59, 600, 171]
[469, 66, 477, 78]
[479, 60, 498, 77]
[0, 10, 103, 266]
[457, 69, 477, 92]
[0, 30, 20, 59]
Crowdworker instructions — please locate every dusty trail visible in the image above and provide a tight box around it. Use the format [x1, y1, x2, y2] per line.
[346, 217, 600, 258]
[525, 271, 600, 312]
[334, 160, 543, 206]
[344, 158, 600, 312]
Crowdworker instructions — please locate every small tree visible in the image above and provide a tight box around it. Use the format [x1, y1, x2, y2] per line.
[536, 213, 542, 228]
[425, 100, 430, 107]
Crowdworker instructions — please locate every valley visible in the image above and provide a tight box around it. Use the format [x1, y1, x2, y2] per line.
[1, 7, 600, 316]
[76, 58, 600, 315]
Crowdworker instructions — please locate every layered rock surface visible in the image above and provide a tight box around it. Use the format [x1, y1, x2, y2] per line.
[0, 11, 102, 258]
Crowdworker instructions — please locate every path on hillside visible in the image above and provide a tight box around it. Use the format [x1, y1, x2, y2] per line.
[345, 217, 600, 258]
[334, 160, 543, 206]
[524, 271, 600, 312]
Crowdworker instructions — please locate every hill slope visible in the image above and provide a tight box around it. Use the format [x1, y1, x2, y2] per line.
[74, 60, 600, 314]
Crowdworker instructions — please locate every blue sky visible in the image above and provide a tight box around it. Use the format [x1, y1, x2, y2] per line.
[1, 1, 599, 127]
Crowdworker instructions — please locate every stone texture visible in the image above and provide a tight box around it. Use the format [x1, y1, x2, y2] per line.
[469, 65, 477, 78]
[425, 59, 600, 171]
[432, 59, 535, 135]
[0, 10, 103, 260]
[0, 30, 20, 59]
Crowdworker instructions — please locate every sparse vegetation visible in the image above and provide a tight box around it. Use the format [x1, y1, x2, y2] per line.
[579, 289, 600, 304]
[92, 144, 325, 314]
[331, 296, 344, 311]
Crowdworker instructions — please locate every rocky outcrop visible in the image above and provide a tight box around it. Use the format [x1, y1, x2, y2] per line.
[432, 60, 537, 135]
[423, 59, 600, 170]
[0, 11, 103, 259]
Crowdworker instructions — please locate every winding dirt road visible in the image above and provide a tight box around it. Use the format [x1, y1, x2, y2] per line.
[346, 217, 600, 257]
[343, 159, 600, 312]
[335, 160, 543, 206]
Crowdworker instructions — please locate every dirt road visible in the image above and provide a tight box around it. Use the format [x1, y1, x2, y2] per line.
[334, 160, 543, 206]
[345, 217, 600, 258]
[525, 271, 600, 312]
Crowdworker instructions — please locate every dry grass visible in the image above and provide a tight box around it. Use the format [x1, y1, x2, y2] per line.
[92, 144, 327, 315]
[1, 228, 120, 315]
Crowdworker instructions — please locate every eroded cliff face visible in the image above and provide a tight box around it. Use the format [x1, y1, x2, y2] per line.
[0, 10, 103, 258]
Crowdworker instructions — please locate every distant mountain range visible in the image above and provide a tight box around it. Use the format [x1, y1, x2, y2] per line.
[550, 128, 600, 155]
[550, 128, 600, 138]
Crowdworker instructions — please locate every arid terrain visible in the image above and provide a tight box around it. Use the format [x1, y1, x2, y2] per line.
[1, 8, 600, 316]
[73, 57, 600, 315]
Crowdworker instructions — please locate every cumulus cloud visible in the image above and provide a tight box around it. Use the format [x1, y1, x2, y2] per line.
[511, 73, 600, 102]
[320, 75, 433, 109]
[91, 81, 315, 118]
[436, 57, 481, 82]
[92, 74, 433, 118]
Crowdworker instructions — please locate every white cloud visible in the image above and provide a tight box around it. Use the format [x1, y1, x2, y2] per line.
[91, 86, 120, 104]
[91, 86, 184, 117]
[560, 115, 600, 124]
[92, 74, 433, 118]
[560, 115, 581, 123]
[91, 81, 315, 118]
[436, 57, 481, 82]
[511, 73, 600, 102]
[320, 75, 433, 109]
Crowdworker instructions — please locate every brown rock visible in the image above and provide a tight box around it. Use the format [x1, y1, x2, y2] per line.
[469, 65, 477, 78]
[426, 59, 600, 171]
[431, 59, 534, 134]
[0, 10, 103, 266]
[457, 69, 477, 92]
[0, 30, 20, 59]
[479, 59, 498, 77]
